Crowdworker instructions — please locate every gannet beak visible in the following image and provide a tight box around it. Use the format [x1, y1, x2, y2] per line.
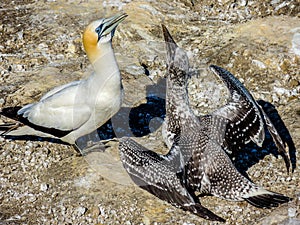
[161, 24, 178, 64]
[100, 13, 128, 37]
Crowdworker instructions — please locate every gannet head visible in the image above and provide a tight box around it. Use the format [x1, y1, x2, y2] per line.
[83, 13, 127, 63]
[162, 24, 189, 86]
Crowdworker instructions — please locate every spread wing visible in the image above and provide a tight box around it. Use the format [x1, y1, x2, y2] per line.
[118, 137, 225, 222]
[185, 137, 291, 208]
[209, 65, 290, 171]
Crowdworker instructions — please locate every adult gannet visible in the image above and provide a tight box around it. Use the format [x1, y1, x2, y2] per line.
[0, 13, 127, 147]
[118, 25, 291, 222]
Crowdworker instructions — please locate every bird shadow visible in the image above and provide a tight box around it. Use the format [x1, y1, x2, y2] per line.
[232, 100, 297, 177]
[0, 134, 66, 145]
[76, 77, 166, 149]
[1, 79, 296, 177]
[0, 78, 167, 151]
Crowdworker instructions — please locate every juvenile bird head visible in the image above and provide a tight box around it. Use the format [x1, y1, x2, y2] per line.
[162, 24, 189, 86]
[83, 13, 127, 63]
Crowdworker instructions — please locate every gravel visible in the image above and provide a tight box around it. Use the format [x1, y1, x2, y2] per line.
[0, 0, 299, 224]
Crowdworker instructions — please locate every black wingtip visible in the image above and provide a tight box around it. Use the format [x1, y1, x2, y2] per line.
[283, 153, 291, 174]
[209, 65, 222, 74]
[187, 203, 226, 222]
[1, 106, 71, 138]
[244, 193, 291, 209]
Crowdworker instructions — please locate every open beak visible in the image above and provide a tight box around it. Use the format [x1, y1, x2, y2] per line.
[101, 13, 128, 36]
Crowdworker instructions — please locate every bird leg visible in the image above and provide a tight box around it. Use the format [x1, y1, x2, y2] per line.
[0, 122, 22, 135]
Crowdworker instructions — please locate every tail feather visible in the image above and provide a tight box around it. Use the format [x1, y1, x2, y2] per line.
[0, 107, 23, 136]
[244, 192, 291, 209]
[1, 106, 69, 138]
[0, 107, 22, 121]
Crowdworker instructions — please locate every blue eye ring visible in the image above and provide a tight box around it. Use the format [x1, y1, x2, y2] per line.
[95, 24, 103, 41]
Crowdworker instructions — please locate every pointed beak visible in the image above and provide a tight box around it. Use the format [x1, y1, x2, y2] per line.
[161, 24, 178, 64]
[101, 13, 128, 36]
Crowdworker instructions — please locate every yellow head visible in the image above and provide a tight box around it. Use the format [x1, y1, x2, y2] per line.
[83, 13, 127, 63]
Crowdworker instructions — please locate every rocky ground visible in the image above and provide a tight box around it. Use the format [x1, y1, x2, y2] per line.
[0, 0, 300, 224]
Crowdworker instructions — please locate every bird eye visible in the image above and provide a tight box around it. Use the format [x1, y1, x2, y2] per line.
[95, 24, 103, 35]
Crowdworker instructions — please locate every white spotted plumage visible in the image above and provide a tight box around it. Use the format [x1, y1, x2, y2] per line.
[119, 24, 291, 222]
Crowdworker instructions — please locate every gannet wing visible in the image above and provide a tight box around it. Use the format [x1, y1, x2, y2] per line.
[18, 82, 91, 131]
[209, 65, 290, 171]
[40, 80, 81, 101]
[119, 137, 225, 222]
[209, 65, 265, 146]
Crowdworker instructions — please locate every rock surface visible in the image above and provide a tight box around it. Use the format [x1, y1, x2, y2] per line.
[0, 0, 299, 224]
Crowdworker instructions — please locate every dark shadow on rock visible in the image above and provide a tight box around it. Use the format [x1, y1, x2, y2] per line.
[258, 100, 296, 172]
[93, 95, 165, 140]
[76, 78, 166, 149]
[232, 100, 296, 177]
[1, 78, 167, 151]
[0, 134, 66, 145]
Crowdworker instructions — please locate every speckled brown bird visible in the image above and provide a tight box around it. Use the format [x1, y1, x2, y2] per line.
[119, 24, 291, 222]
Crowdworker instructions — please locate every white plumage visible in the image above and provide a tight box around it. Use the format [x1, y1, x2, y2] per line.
[0, 13, 127, 145]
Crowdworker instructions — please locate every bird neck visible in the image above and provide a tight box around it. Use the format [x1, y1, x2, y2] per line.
[89, 42, 120, 79]
[87, 42, 113, 67]
[86, 42, 121, 96]
[166, 78, 199, 129]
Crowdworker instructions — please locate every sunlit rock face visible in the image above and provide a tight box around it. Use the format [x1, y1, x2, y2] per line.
[0, 0, 299, 224]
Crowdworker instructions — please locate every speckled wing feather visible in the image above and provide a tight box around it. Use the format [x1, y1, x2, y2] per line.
[118, 25, 291, 222]
[181, 134, 291, 208]
[209, 65, 290, 172]
[119, 137, 225, 222]
[160, 25, 291, 209]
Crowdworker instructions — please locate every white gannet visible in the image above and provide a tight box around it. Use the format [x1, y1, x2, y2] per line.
[118, 25, 291, 222]
[0, 13, 127, 147]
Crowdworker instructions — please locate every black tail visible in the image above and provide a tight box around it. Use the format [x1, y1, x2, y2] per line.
[244, 192, 291, 209]
[0, 107, 23, 135]
[0, 106, 22, 121]
[0, 106, 70, 138]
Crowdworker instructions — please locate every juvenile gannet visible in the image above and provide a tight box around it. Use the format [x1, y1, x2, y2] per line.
[209, 65, 290, 171]
[161, 30, 290, 172]
[119, 25, 291, 222]
[0, 13, 127, 147]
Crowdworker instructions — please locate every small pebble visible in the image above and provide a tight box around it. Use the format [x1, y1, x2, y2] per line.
[90, 205, 100, 218]
[76, 206, 87, 217]
[288, 207, 296, 217]
[40, 183, 48, 192]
